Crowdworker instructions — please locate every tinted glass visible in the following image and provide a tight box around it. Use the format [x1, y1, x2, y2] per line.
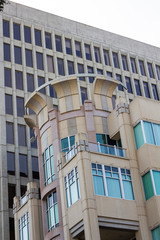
[125, 77, 132, 93]
[143, 81, 150, 98]
[24, 26, 31, 43]
[81, 87, 87, 104]
[65, 38, 72, 55]
[19, 154, 28, 177]
[45, 32, 52, 49]
[8, 184, 16, 208]
[55, 35, 62, 52]
[47, 55, 54, 73]
[14, 46, 22, 64]
[4, 43, 11, 61]
[67, 61, 74, 75]
[32, 156, 39, 179]
[94, 47, 101, 63]
[6, 122, 14, 144]
[134, 79, 141, 96]
[57, 58, 65, 75]
[38, 76, 45, 94]
[36, 52, 44, 70]
[35, 29, 42, 46]
[85, 44, 92, 60]
[4, 68, 12, 87]
[16, 97, 24, 117]
[27, 73, 34, 92]
[75, 41, 82, 57]
[13, 23, 21, 40]
[5, 94, 13, 115]
[25, 49, 33, 67]
[104, 50, 110, 65]
[7, 152, 15, 175]
[18, 125, 26, 146]
[9, 218, 15, 240]
[15, 71, 23, 90]
[3, 20, 10, 37]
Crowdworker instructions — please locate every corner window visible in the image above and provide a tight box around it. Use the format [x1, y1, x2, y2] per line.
[19, 213, 29, 240]
[46, 192, 59, 231]
[61, 136, 75, 153]
[43, 145, 55, 186]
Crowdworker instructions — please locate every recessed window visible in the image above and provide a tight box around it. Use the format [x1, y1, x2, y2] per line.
[8, 184, 16, 208]
[85, 44, 92, 61]
[27, 73, 34, 92]
[134, 79, 141, 96]
[61, 136, 75, 153]
[125, 76, 132, 93]
[87, 66, 94, 83]
[32, 156, 39, 179]
[18, 125, 26, 146]
[4, 68, 12, 87]
[38, 76, 45, 94]
[3, 20, 10, 37]
[121, 55, 128, 71]
[9, 218, 15, 240]
[147, 62, 154, 78]
[14, 46, 22, 64]
[152, 84, 159, 100]
[67, 61, 74, 75]
[43, 145, 55, 185]
[15, 71, 23, 90]
[7, 152, 15, 175]
[112, 52, 119, 68]
[13, 23, 21, 40]
[19, 154, 28, 177]
[46, 192, 59, 231]
[143, 81, 150, 98]
[75, 41, 82, 58]
[64, 167, 80, 207]
[107, 71, 112, 77]
[94, 47, 101, 63]
[24, 26, 31, 43]
[78, 63, 85, 81]
[19, 213, 29, 240]
[5, 94, 13, 115]
[65, 38, 72, 55]
[47, 55, 54, 73]
[139, 60, 146, 76]
[103, 50, 110, 65]
[55, 35, 62, 52]
[97, 69, 103, 75]
[6, 122, 14, 144]
[130, 57, 137, 73]
[34, 29, 42, 46]
[45, 32, 52, 49]
[4, 43, 11, 61]
[49, 80, 57, 98]
[156, 65, 160, 80]
[25, 49, 33, 67]
[80, 87, 88, 104]
[57, 58, 65, 76]
[16, 97, 24, 117]
[36, 52, 44, 70]
[30, 128, 37, 148]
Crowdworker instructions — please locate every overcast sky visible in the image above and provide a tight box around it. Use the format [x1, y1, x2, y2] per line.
[11, 0, 160, 48]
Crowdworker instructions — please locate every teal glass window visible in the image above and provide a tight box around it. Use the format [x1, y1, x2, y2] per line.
[43, 145, 55, 186]
[46, 192, 59, 231]
[64, 167, 80, 207]
[134, 122, 144, 149]
[143, 121, 155, 145]
[19, 212, 29, 240]
[152, 226, 160, 240]
[121, 169, 134, 200]
[92, 164, 105, 196]
[152, 170, 160, 195]
[142, 171, 154, 200]
[105, 167, 122, 198]
[152, 123, 160, 146]
[61, 136, 75, 153]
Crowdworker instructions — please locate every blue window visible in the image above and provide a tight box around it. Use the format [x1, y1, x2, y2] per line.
[143, 81, 150, 98]
[13, 23, 21, 40]
[36, 52, 44, 70]
[78, 63, 85, 81]
[24, 26, 31, 43]
[156, 65, 160, 80]
[134, 79, 141, 96]
[64, 167, 80, 207]
[130, 58, 137, 73]
[125, 76, 132, 94]
[61, 136, 75, 153]
[75, 41, 82, 58]
[25, 49, 33, 67]
[81, 87, 88, 104]
[152, 226, 160, 240]
[92, 163, 134, 200]
[139, 60, 146, 76]
[97, 69, 103, 75]
[57, 58, 65, 76]
[104, 50, 110, 65]
[14, 46, 22, 64]
[45, 32, 52, 49]
[55, 35, 62, 52]
[38, 76, 45, 94]
[65, 38, 72, 55]
[3, 20, 10, 37]
[43, 145, 55, 186]
[4, 68, 12, 87]
[46, 192, 59, 231]
[67, 61, 74, 75]
[15, 71, 23, 90]
[107, 71, 112, 77]
[85, 44, 92, 61]
[88, 66, 94, 83]
[121, 55, 128, 71]
[112, 52, 119, 68]
[116, 74, 123, 91]
[152, 84, 159, 100]
[34, 29, 42, 46]
[148, 62, 154, 78]
[4, 43, 11, 62]
[94, 47, 101, 63]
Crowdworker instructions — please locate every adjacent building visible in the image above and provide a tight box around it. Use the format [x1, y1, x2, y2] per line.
[1, 1, 160, 240]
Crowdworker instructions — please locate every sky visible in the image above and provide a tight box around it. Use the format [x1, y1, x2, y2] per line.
[10, 0, 160, 48]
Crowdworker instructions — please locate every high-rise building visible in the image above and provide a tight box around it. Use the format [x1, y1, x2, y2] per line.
[1, 1, 160, 240]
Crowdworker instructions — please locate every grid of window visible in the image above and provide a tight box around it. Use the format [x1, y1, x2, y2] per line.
[19, 213, 29, 240]
[64, 167, 80, 207]
[43, 145, 55, 186]
[46, 192, 59, 231]
[92, 163, 134, 200]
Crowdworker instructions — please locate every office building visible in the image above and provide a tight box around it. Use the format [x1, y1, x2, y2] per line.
[1, 1, 160, 240]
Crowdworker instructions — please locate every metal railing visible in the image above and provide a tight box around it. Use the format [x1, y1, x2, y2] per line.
[65, 145, 76, 162]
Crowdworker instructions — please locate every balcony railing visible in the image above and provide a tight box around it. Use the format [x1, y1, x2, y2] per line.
[20, 193, 28, 206]
[65, 145, 76, 162]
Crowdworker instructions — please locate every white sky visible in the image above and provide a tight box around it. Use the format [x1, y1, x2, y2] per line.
[10, 0, 160, 48]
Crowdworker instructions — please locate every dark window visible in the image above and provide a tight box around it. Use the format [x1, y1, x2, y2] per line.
[25, 49, 33, 67]
[9, 218, 15, 240]
[147, 63, 154, 78]
[38, 76, 45, 94]
[8, 184, 16, 208]
[121, 55, 128, 71]
[15, 71, 23, 90]
[36, 52, 44, 70]
[112, 96, 116, 110]
[134, 79, 141, 96]
[94, 47, 101, 63]
[3, 20, 10, 37]
[78, 63, 85, 81]
[20, 185, 27, 196]
[152, 84, 159, 100]
[87, 66, 94, 83]
[116, 74, 123, 91]
[81, 87, 88, 104]
[24, 26, 31, 43]
[156, 65, 160, 80]
[27, 73, 34, 92]
[49, 85, 57, 98]
[97, 69, 103, 75]
[143, 82, 150, 98]
[139, 60, 146, 76]
[65, 38, 72, 55]
[112, 52, 119, 68]
[13, 23, 21, 40]
[35, 29, 42, 46]
[16, 97, 24, 117]
[7, 152, 15, 175]
[14, 46, 22, 64]
[57, 58, 65, 76]
[30, 128, 37, 148]
[18, 125, 26, 146]
[75, 41, 82, 58]
[32, 156, 39, 179]
[19, 154, 28, 177]
[67, 61, 74, 75]
[6, 122, 14, 144]
[107, 71, 112, 77]
[104, 50, 110, 65]
[4, 68, 12, 87]
[45, 32, 52, 49]
[130, 58, 137, 73]
[5, 94, 13, 115]
[85, 44, 92, 61]
[55, 35, 62, 52]
[125, 76, 133, 93]
[4, 43, 11, 61]
[47, 55, 54, 73]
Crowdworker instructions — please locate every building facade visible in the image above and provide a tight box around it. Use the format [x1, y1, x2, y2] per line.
[1, 1, 160, 240]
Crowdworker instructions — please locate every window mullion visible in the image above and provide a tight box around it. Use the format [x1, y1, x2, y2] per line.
[150, 169, 156, 195]
[141, 120, 146, 143]
[151, 123, 156, 145]
[102, 165, 108, 196]
[119, 168, 124, 199]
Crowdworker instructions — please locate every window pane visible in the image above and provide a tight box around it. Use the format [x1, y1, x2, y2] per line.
[134, 79, 141, 96]
[116, 74, 123, 91]
[5, 94, 13, 115]
[152, 84, 159, 100]
[121, 55, 128, 71]
[142, 171, 154, 200]
[147, 62, 154, 78]
[156, 65, 160, 80]
[125, 76, 132, 93]
[30, 128, 37, 148]
[45, 32, 52, 49]
[78, 63, 85, 81]
[123, 181, 134, 200]
[106, 178, 122, 198]
[8, 184, 16, 208]
[130, 58, 137, 73]
[61, 138, 69, 152]
[6, 122, 14, 144]
[18, 125, 26, 146]
[27, 73, 34, 92]
[112, 52, 119, 68]
[65, 38, 72, 55]
[55, 35, 62, 52]
[36, 52, 44, 70]
[25, 49, 33, 67]
[16, 97, 24, 117]
[143, 82, 150, 98]
[57, 58, 65, 76]
[94, 47, 101, 63]
[13, 23, 21, 40]
[4, 68, 12, 87]
[15, 71, 23, 90]
[153, 123, 160, 146]
[153, 170, 160, 195]
[87, 66, 94, 83]
[96, 134, 106, 144]
[47, 55, 54, 73]
[75, 41, 82, 57]
[7, 152, 15, 175]
[97, 69, 103, 75]
[9, 218, 15, 240]
[70, 182, 78, 204]
[152, 226, 160, 240]
[134, 122, 144, 149]
[19, 154, 28, 177]
[143, 121, 155, 144]
[35, 29, 42, 46]
[14, 46, 22, 64]
[67, 61, 74, 75]
[80, 87, 87, 104]
[32, 156, 39, 179]
[4, 43, 11, 61]
[3, 20, 10, 37]
[38, 76, 45, 94]
[85, 44, 92, 60]
[24, 26, 31, 43]
[139, 60, 146, 76]
[93, 175, 105, 195]
[104, 50, 110, 65]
